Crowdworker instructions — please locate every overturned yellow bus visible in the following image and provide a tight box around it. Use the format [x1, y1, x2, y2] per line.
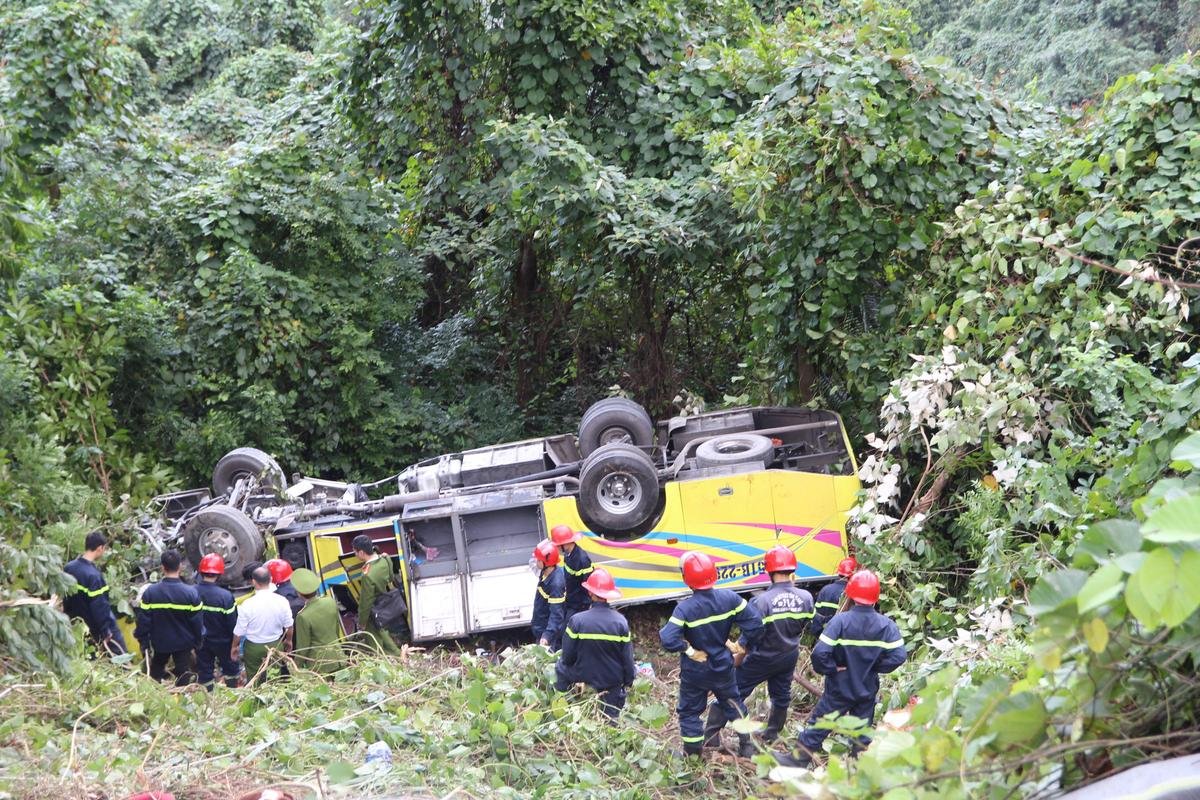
[257, 403, 860, 642]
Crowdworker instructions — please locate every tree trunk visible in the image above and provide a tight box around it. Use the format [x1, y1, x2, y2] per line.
[513, 235, 540, 409]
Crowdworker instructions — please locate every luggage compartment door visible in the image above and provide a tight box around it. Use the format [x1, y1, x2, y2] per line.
[460, 501, 543, 632]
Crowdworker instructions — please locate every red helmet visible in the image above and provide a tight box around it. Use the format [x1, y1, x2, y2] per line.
[679, 552, 717, 590]
[550, 524, 581, 546]
[846, 570, 880, 605]
[764, 545, 797, 574]
[582, 568, 622, 600]
[533, 539, 560, 567]
[837, 556, 858, 577]
[264, 558, 293, 584]
[197, 553, 225, 575]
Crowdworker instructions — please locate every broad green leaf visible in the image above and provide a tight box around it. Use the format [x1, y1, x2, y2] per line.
[1142, 495, 1200, 543]
[1075, 519, 1142, 566]
[1076, 563, 1124, 613]
[326, 761, 358, 784]
[1124, 548, 1200, 629]
[1027, 568, 1088, 616]
[466, 679, 486, 713]
[730, 717, 763, 734]
[1082, 617, 1109, 653]
[1171, 432, 1200, 468]
[987, 692, 1046, 746]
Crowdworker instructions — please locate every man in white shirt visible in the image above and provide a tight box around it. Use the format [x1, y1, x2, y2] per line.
[230, 566, 294, 685]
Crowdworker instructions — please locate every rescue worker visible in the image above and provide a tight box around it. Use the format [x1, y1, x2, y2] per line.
[291, 567, 345, 676]
[63, 530, 127, 655]
[134, 549, 204, 686]
[705, 544, 814, 756]
[660, 551, 763, 758]
[351, 534, 402, 656]
[774, 570, 907, 767]
[811, 556, 857, 639]
[265, 558, 305, 619]
[551, 524, 593, 620]
[530, 539, 566, 650]
[555, 568, 635, 720]
[194, 554, 240, 689]
[231, 566, 293, 685]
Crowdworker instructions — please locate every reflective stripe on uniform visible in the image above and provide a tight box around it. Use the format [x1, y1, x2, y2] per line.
[814, 601, 841, 611]
[674, 598, 746, 628]
[201, 605, 235, 614]
[75, 583, 109, 597]
[818, 634, 904, 649]
[563, 563, 593, 577]
[538, 587, 564, 604]
[140, 602, 202, 612]
[762, 611, 814, 624]
[681, 735, 705, 743]
[565, 628, 631, 643]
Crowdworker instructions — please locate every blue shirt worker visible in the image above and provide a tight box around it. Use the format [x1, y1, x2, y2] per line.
[775, 570, 907, 767]
[555, 568, 636, 720]
[660, 551, 763, 758]
[134, 549, 204, 686]
[63, 530, 127, 656]
[530, 540, 566, 650]
[810, 556, 857, 639]
[706, 545, 814, 756]
[194, 553, 240, 689]
[552, 524, 594, 620]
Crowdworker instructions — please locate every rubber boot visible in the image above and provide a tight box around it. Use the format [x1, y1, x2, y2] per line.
[702, 704, 726, 750]
[737, 733, 755, 758]
[673, 743, 705, 759]
[762, 706, 788, 743]
[772, 748, 813, 768]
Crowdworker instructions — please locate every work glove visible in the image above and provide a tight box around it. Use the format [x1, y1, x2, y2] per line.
[684, 646, 708, 663]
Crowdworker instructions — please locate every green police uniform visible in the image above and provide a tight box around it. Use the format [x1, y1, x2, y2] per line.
[292, 569, 345, 675]
[359, 555, 402, 655]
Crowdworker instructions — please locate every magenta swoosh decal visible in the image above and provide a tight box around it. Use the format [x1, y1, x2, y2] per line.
[585, 536, 729, 563]
[722, 522, 843, 549]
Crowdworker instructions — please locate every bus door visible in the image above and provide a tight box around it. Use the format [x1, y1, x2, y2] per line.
[401, 499, 467, 640]
[309, 518, 403, 634]
[458, 490, 543, 633]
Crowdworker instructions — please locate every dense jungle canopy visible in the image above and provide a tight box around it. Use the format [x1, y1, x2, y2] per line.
[1, 0, 1199, 797]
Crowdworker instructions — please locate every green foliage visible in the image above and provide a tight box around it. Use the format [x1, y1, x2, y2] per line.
[0, 648, 735, 798]
[910, 0, 1200, 105]
[0, 1, 137, 155]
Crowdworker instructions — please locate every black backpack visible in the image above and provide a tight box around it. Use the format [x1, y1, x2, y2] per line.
[370, 579, 408, 630]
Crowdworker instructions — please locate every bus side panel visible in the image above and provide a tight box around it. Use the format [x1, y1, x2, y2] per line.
[673, 471, 779, 588]
[542, 483, 691, 603]
[768, 471, 852, 580]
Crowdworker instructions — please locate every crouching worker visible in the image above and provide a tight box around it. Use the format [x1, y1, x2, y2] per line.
[774, 570, 906, 767]
[195, 554, 240, 689]
[291, 568, 345, 676]
[554, 568, 635, 720]
[660, 552, 763, 758]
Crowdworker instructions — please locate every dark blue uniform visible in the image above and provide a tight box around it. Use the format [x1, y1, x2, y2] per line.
[660, 588, 763, 750]
[555, 602, 636, 718]
[196, 580, 240, 687]
[135, 577, 204, 686]
[531, 567, 566, 650]
[63, 556, 126, 654]
[798, 603, 906, 754]
[811, 579, 847, 639]
[736, 583, 814, 711]
[561, 545, 594, 619]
